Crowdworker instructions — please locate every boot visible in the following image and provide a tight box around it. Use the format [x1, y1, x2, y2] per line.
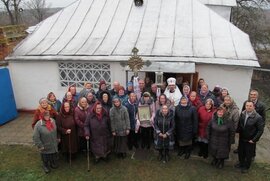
[184, 146, 191, 159]
[50, 154, 58, 169]
[164, 149, 170, 163]
[202, 143, 208, 159]
[178, 147, 184, 157]
[198, 143, 203, 157]
[211, 158, 218, 166]
[158, 150, 164, 161]
[216, 159, 224, 169]
[41, 154, 50, 174]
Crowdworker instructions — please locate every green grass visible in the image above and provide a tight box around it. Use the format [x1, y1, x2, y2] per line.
[0, 145, 270, 181]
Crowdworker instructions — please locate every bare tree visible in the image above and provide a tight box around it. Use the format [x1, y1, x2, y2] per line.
[0, 0, 23, 25]
[232, 0, 270, 50]
[24, 0, 50, 23]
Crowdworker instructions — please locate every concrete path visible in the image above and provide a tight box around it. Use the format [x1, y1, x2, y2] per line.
[0, 113, 270, 163]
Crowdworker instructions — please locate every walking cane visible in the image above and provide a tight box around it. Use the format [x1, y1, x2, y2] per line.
[87, 139, 90, 172]
[69, 133, 72, 167]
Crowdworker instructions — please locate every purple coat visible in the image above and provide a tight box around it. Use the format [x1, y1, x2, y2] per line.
[84, 110, 112, 157]
[74, 106, 90, 137]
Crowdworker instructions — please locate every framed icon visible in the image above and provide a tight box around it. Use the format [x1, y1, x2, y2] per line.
[138, 105, 151, 122]
[155, 72, 163, 85]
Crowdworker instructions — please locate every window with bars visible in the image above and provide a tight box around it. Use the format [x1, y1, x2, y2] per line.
[58, 62, 111, 89]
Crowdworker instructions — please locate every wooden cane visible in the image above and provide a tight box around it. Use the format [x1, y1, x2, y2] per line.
[87, 139, 90, 172]
[69, 133, 72, 167]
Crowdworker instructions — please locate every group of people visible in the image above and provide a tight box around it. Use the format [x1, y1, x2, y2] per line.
[32, 77, 266, 174]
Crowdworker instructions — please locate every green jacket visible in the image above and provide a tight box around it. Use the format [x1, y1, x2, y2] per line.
[33, 118, 58, 154]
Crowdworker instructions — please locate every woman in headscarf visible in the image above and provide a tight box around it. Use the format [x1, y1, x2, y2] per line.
[56, 102, 78, 161]
[175, 96, 198, 159]
[154, 105, 175, 163]
[138, 92, 156, 149]
[197, 99, 216, 159]
[96, 80, 108, 99]
[85, 102, 112, 163]
[33, 111, 58, 174]
[47, 92, 62, 113]
[182, 85, 191, 99]
[74, 97, 90, 152]
[189, 91, 203, 110]
[110, 96, 130, 158]
[63, 91, 77, 110]
[86, 92, 97, 111]
[99, 91, 112, 114]
[32, 98, 57, 129]
[207, 106, 234, 169]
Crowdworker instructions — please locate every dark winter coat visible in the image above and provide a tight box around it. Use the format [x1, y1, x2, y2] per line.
[56, 112, 78, 153]
[33, 118, 58, 154]
[237, 110, 265, 142]
[124, 99, 138, 131]
[174, 103, 198, 142]
[207, 113, 234, 159]
[74, 105, 90, 137]
[197, 106, 215, 139]
[84, 109, 112, 157]
[110, 105, 130, 136]
[154, 109, 175, 149]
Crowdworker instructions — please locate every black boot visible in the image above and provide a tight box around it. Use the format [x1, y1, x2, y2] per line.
[41, 154, 50, 174]
[178, 147, 184, 157]
[50, 154, 58, 169]
[164, 149, 169, 163]
[202, 143, 208, 159]
[211, 158, 218, 166]
[184, 146, 191, 159]
[158, 150, 164, 161]
[198, 142, 203, 157]
[216, 159, 224, 169]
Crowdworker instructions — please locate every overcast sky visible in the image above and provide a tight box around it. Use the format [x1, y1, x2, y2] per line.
[46, 0, 77, 8]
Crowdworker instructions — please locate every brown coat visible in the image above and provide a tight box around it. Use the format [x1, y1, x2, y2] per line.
[56, 113, 78, 154]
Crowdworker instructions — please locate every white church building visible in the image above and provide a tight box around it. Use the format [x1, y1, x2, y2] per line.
[7, 0, 259, 110]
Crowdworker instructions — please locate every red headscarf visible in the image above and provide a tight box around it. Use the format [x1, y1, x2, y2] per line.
[92, 101, 103, 121]
[41, 111, 54, 132]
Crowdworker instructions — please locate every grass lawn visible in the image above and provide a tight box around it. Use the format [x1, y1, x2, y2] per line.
[0, 145, 270, 181]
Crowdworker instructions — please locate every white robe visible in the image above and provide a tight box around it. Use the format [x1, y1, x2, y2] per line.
[164, 86, 182, 106]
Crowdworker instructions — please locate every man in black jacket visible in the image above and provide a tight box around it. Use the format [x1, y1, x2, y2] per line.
[236, 101, 264, 173]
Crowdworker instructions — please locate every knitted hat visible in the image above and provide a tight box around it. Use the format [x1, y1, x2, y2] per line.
[143, 92, 151, 97]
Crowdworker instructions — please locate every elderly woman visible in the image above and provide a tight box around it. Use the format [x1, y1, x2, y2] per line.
[110, 97, 130, 158]
[189, 91, 203, 110]
[63, 91, 77, 110]
[47, 92, 62, 113]
[182, 85, 191, 99]
[56, 102, 78, 161]
[74, 97, 90, 152]
[32, 98, 57, 129]
[138, 92, 156, 149]
[155, 94, 173, 111]
[85, 102, 112, 163]
[221, 95, 239, 144]
[86, 92, 96, 111]
[207, 107, 234, 169]
[117, 86, 128, 105]
[197, 99, 216, 159]
[33, 111, 58, 174]
[99, 91, 112, 114]
[154, 105, 175, 163]
[175, 96, 198, 159]
[79, 82, 95, 99]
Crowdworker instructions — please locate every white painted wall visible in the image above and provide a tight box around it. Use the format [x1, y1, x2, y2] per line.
[8, 61, 67, 110]
[196, 64, 253, 109]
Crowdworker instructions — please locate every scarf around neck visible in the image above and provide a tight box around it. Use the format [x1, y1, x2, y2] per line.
[217, 117, 223, 126]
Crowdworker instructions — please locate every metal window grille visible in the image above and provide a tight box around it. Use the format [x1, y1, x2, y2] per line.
[58, 62, 111, 89]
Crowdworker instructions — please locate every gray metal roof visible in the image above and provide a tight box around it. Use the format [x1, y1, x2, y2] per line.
[9, 0, 259, 67]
